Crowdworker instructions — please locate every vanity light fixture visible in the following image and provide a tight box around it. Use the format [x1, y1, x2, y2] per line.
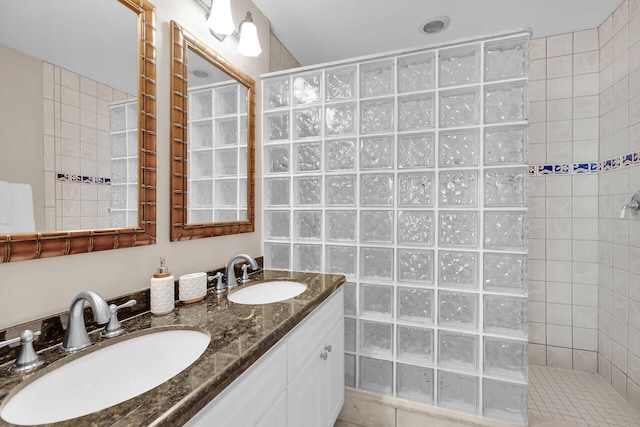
[204, 0, 262, 57]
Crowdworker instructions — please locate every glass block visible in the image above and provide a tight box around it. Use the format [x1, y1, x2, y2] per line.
[360, 320, 393, 356]
[326, 139, 356, 171]
[360, 247, 394, 281]
[439, 211, 479, 248]
[398, 94, 434, 131]
[360, 174, 394, 207]
[326, 65, 356, 101]
[326, 210, 356, 242]
[214, 118, 238, 147]
[438, 171, 478, 207]
[344, 281, 357, 316]
[483, 295, 527, 338]
[189, 90, 212, 120]
[188, 181, 212, 208]
[439, 44, 479, 87]
[361, 136, 394, 170]
[264, 210, 290, 240]
[345, 353, 356, 388]
[398, 249, 434, 284]
[484, 37, 528, 82]
[398, 172, 434, 207]
[360, 98, 394, 134]
[437, 370, 479, 414]
[438, 129, 479, 167]
[239, 87, 248, 114]
[294, 141, 322, 172]
[188, 209, 212, 223]
[190, 151, 213, 178]
[326, 175, 356, 206]
[110, 105, 126, 131]
[188, 123, 213, 151]
[484, 211, 527, 250]
[398, 133, 435, 169]
[484, 168, 527, 207]
[397, 364, 434, 404]
[292, 72, 321, 105]
[484, 252, 527, 294]
[360, 356, 393, 395]
[438, 290, 478, 331]
[360, 60, 394, 98]
[264, 112, 290, 141]
[294, 210, 322, 240]
[484, 82, 527, 124]
[397, 211, 434, 246]
[484, 125, 527, 165]
[263, 76, 290, 109]
[326, 245, 356, 277]
[360, 284, 393, 319]
[326, 102, 356, 135]
[397, 325, 433, 362]
[264, 144, 289, 174]
[484, 337, 527, 381]
[239, 116, 248, 146]
[397, 287, 434, 324]
[361, 210, 394, 243]
[214, 85, 237, 116]
[483, 379, 528, 425]
[293, 107, 321, 139]
[398, 52, 435, 93]
[438, 330, 479, 372]
[214, 180, 237, 206]
[345, 317, 356, 353]
[439, 88, 479, 127]
[439, 251, 478, 289]
[264, 242, 290, 269]
[294, 176, 322, 206]
[214, 210, 237, 222]
[214, 149, 238, 177]
[293, 243, 322, 272]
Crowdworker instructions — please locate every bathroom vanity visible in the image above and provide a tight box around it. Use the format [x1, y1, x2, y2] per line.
[0, 270, 345, 426]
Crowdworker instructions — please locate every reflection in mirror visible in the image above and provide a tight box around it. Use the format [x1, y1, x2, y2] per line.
[0, 0, 156, 263]
[170, 20, 255, 241]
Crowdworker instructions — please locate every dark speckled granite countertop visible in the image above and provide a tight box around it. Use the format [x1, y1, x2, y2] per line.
[0, 270, 345, 426]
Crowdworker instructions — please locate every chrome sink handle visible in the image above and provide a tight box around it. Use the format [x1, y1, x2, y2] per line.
[0, 330, 44, 373]
[209, 272, 224, 294]
[240, 264, 250, 283]
[101, 300, 137, 338]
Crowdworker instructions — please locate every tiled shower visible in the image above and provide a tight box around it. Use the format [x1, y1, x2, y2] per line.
[262, 30, 530, 424]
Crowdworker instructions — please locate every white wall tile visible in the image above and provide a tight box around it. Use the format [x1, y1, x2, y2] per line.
[574, 29, 599, 54]
[547, 33, 573, 57]
[547, 346, 573, 368]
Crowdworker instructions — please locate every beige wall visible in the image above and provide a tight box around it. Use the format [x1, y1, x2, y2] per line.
[0, 45, 45, 231]
[0, 0, 270, 329]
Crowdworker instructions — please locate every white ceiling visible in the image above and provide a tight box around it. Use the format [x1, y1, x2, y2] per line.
[253, 0, 624, 66]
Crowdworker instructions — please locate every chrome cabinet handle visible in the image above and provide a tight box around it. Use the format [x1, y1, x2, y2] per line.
[320, 352, 328, 361]
[325, 344, 332, 353]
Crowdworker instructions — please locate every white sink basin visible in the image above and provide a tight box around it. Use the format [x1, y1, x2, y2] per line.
[0, 329, 210, 425]
[228, 281, 307, 305]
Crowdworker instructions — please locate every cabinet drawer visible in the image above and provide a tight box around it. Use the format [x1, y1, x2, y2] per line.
[287, 287, 344, 383]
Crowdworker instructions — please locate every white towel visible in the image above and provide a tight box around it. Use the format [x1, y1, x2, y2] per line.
[0, 182, 35, 233]
[0, 180, 11, 226]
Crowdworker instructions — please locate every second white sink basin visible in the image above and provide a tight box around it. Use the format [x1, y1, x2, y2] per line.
[228, 281, 307, 305]
[0, 329, 210, 425]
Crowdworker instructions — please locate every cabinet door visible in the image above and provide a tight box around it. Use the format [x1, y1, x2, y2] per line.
[325, 318, 345, 426]
[256, 392, 287, 427]
[287, 344, 326, 427]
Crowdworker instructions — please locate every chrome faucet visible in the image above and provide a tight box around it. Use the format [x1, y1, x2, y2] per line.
[225, 253, 259, 289]
[61, 290, 111, 352]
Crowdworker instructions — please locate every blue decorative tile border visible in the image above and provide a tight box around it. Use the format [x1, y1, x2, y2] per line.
[529, 152, 640, 176]
[56, 173, 111, 185]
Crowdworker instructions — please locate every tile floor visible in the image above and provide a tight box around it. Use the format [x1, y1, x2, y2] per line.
[529, 365, 640, 426]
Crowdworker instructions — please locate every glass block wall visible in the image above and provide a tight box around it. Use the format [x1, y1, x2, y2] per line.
[186, 82, 249, 223]
[262, 30, 530, 424]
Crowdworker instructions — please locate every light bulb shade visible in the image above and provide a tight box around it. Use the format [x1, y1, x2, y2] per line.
[237, 13, 262, 57]
[207, 0, 235, 36]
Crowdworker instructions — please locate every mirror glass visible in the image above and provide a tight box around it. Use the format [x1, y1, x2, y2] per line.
[0, 0, 156, 262]
[170, 21, 255, 241]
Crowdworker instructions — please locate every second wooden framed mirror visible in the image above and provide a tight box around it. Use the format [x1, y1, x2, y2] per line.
[170, 20, 255, 241]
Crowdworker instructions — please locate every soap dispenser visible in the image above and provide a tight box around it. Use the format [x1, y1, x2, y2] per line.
[150, 257, 175, 315]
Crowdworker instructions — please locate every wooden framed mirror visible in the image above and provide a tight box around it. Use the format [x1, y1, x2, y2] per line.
[0, 0, 156, 263]
[170, 20, 255, 241]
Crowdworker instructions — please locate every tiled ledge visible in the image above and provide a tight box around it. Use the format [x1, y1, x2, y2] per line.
[528, 151, 640, 176]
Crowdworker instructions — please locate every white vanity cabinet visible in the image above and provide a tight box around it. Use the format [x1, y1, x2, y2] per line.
[186, 287, 344, 427]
